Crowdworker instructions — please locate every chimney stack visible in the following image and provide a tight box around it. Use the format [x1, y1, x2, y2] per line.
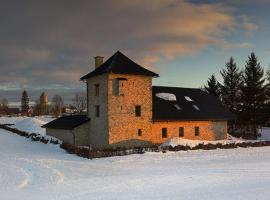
[95, 56, 104, 69]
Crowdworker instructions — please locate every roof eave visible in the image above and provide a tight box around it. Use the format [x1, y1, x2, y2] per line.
[152, 118, 232, 122]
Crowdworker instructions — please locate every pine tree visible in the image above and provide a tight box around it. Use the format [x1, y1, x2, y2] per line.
[220, 57, 242, 112]
[240, 52, 267, 137]
[205, 74, 220, 97]
[21, 90, 29, 114]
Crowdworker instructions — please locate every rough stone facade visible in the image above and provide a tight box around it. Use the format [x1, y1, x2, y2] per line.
[87, 74, 109, 148]
[152, 120, 227, 144]
[85, 72, 228, 149]
[46, 121, 90, 146]
[108, 74, 153, 147]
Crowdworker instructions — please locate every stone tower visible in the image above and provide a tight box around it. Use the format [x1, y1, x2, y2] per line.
[40, 92, 48, 115]
[80, 51, 158, 148]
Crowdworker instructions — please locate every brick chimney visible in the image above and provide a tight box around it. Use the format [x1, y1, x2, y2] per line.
[95, 56, 104, 69]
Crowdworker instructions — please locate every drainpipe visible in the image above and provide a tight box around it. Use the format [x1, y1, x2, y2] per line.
[71, 129, 75, 145]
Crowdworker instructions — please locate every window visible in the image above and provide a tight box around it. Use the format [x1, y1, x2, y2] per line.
[95, 105, 100, 117]
[113, 79, 119, 96]
[195, 126, 200, 136]
[138, 129, 142, 136]
[162, 128, 167, 138]
[94, 84, 99, 96]
[135, 105, 141, 117]
[179, 127, 184, 137]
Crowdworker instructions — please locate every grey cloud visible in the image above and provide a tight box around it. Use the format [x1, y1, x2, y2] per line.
[0, 0, 257, 103]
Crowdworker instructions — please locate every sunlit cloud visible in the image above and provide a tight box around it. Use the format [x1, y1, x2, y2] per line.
[0, 0, 258, 97]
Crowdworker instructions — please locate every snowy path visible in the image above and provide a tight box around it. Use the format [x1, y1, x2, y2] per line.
[1, 129, 270, 200]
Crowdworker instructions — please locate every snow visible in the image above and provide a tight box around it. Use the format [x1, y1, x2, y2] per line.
[161, 136, 246, 148]
[258, 127, 270, 140]
[12, 118, 47, 135]
[1, 128, 270, 200]
[156, 93, 177, 101]
[174, 104, 181, 110]
[184, 96, 194, 102]
[0, 116, 55, 136]
[193, 104, 200, 110]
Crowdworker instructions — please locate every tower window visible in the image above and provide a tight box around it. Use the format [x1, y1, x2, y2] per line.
[195, 126, 200, 136]
[95, 105, 100, 117]
[135, 105, 141, 117]
[113, 79, 119, 96]
[138, 129, 142, 136]
[162, 128, 167, 138]
[94, 84, 99, 96]
[179, 127, 184, 137]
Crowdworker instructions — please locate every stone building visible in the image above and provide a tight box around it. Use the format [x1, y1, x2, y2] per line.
[43, 51, 233, 149]
[40, 92, 48, 115]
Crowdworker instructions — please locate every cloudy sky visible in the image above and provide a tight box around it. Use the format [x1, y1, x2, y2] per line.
[1, 0, 270, 105]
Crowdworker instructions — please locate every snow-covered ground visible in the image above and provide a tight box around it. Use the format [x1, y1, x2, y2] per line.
[1, 129, 270, 200]
[161, 136, 247, 147]
[258, 127, 270, 141]
[0, 116, 55, 136]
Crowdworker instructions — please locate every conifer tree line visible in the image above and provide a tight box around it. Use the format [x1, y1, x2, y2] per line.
[205, 52, 270, 138]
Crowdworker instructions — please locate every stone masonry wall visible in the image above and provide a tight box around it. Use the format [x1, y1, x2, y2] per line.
[47, 122, 90, 146]
[107, 74, 153, 147]
[152, 120, 227, 144]
[46, 128, 74, 144]
[73, 121, 90, 146]
[87, 74, 109, 148]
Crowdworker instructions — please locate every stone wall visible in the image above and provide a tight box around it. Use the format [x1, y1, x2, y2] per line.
[152, 120, 227, 144]
[73, 121, 90, 146]
[46, 121, 90, 146]
[107, 74, 153, 147]
[87, 74, 109, 148]
[46, 128, 74, 144]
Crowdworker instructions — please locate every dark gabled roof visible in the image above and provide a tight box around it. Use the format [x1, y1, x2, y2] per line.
[152, 86, 234, 121]
[80, 51, 159, 80]
[42, 115, 90, 130]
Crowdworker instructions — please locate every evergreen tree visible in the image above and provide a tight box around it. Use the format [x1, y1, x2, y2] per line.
[205, 74, 220, 97]
[21, 90, 29, 114]
[240, 52, 267, 137]
[220, 57, 242, 112]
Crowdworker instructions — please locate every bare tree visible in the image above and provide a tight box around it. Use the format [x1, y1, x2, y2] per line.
[33, 99, 41, 116]
[51, 95, 64, 117]
[72, 92, 87, 113]
[0, 98, 8, 109]
[0, 98, 9, 115]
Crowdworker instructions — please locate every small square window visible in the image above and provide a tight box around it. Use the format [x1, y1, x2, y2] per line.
[94, 84, 99, 96]
[179, 127, 184, 137]
[195, 126, 199, 136]
[138, 129, 142, 136]
[162, 128, 167, 138]
[135, 105, 141, 117]
[95, 105, 100, 117]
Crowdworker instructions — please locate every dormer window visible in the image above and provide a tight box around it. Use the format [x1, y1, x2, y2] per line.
[94, 84, 99, 96]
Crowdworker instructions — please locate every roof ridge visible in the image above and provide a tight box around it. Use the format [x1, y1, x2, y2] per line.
[80, 51, 158, 80]
[153, 85, 203, 90]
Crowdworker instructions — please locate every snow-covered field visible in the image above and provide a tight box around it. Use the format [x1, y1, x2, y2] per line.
[0, 116, 55, 136]
[1, 129, 270, 200]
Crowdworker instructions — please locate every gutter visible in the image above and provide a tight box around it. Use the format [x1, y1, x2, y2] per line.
[71, 129, 75, 145]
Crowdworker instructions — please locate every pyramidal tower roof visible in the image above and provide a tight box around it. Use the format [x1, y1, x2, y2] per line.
[80, 51, 159, 80]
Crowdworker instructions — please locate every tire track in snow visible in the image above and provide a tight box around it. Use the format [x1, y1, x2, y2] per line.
[17, 158, 65, 186]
